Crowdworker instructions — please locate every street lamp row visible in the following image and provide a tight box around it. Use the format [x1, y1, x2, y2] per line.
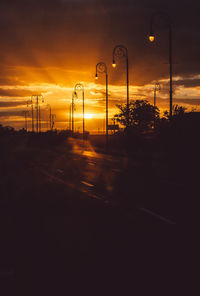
[24, 12, 173, 138]
[26, 96, 55, 132]
[94, 12, 173, 150]
[95, 45, 129, 150]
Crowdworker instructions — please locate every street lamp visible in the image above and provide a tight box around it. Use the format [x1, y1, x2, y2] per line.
[95, 62, 108, 151]
[154, 82, 161, 107]
[27, 99, 34, 132]
[112, 45, 129, 125]
[71, 92, 77, 134]
[148, 12, 173, 118]
[74, 83, 85, 140]
[69, 103, 73, 131]
[31, 95, 44, 133]
[39, 105, 41, 132]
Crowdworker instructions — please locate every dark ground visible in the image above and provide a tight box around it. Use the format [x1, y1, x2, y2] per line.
[0, 129, 196, 295]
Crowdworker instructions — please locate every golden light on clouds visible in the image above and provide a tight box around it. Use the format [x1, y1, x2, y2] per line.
[1, 73, 200, 132]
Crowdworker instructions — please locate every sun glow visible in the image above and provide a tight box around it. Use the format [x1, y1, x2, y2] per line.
[84, 113, 93, 119]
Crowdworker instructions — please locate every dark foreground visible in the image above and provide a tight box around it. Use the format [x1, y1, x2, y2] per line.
[0, 131, 194, 295]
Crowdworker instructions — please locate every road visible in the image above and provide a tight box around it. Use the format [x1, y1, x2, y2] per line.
[1, 137, 178, 295]
[39, 138, 177, 225]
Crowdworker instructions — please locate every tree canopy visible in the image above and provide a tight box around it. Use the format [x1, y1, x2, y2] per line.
[114, 100, 160, 131]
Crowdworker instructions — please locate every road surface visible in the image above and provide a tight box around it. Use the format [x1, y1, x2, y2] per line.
[1, 137, 178, 295]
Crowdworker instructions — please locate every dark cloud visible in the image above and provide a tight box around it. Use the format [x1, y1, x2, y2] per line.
[0, 100, 26, 107]
[174, 78, 200, 88]
[0, 0, 199, 86]
[0, 88, 34, 97]
[0, 110, 23, 117]
[0, 76, 24, 86]
[174, 98, 200, 106]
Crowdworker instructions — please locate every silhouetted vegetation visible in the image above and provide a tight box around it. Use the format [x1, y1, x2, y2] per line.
[115, 100, 160, 131]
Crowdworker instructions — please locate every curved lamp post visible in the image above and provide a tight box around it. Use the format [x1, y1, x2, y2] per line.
[27, 99, 34, 132]
[154, 82, 161, 107]
[32, 95, 44, 133]
[39, 105, 41, 132]
[71, 91, 77, 134]
[95, 62, 108, 151]
[74, 83, 85, 140]
[69, 103, 72, 131]
[112, 45, 129, 125]
[148, 12, 173, 118]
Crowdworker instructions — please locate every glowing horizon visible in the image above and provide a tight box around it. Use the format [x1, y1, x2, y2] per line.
[1, 74, 200, 132]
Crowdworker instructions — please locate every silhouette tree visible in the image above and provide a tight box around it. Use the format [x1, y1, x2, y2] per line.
[163, 104, 186, 120]
[115, 100, 160, 131]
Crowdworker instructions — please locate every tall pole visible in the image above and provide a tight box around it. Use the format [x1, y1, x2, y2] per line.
[51, 114, 56, 130]
[36, 96, 39, 133]
[25, 111, 28, 131]
[96, 62, 108, 151]
[74, 84, 85, 140]
[25, 111, 27, 131]
[83, 90, 85, 139]
[113, 45, 129, 126]
[126, 54, 129, 123]
[69, 104, 71, 131]
[154, 82, 161, 108]
[39, 105, 41, 132]
[31, 95, 44, 133]
[106, 72, 108, 150]
[31, 104, 34, 132]
[46, 104, 52, 131]
[49, 106, 52, 130]
[72, 92, 76, 134]
[72, 97, 74, 133]
[149, 13, 173, 118]
[169, 26, 173, 119]
[27, 99, 34, 132]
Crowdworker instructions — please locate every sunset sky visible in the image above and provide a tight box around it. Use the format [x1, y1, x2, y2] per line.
[0, 0, 200, 132]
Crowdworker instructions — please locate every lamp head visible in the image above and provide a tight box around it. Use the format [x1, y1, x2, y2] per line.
[112, 59, 116, 68]
[95, 73, 98, 80]
[149, 33, 155, 42]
